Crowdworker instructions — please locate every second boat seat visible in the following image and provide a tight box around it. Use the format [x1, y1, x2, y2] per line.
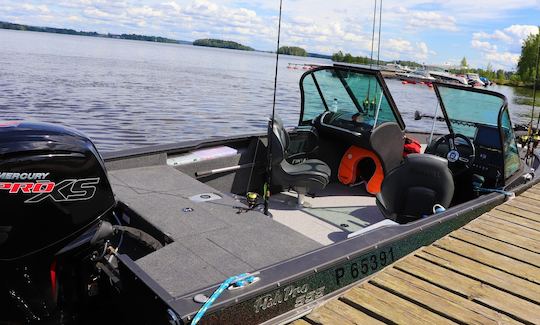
[375, 153, 454, 224]
[268, 116, 331, 196]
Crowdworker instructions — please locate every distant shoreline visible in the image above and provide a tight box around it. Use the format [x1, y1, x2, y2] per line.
[0, 21, 332, 59]
[0, 21, 192, 45]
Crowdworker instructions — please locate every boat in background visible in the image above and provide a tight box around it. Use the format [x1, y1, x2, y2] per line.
[466, 73, 486, 87]
[428, 68, 468, 85]
[287, 63, 319, 70]
[396, 69, 436, 86]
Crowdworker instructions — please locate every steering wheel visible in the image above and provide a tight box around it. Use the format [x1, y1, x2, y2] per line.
[431, 133, 476, 174]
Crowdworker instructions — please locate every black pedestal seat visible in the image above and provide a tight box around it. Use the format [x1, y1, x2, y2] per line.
[376, 154, 454, 223]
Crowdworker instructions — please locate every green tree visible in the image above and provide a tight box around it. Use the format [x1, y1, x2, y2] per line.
[332, 51, 344, 62]
[496, 69, 506, 80]
[193, 39, 254, 51]
[460, 57, 468, 73]
[278, 46, 307, 56]
[517, 28, 540, 83]
[460, 57, 468, 67]
[485, 63, 495, 79]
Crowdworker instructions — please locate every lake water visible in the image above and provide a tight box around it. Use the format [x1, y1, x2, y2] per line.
[0, 29, 536, 152]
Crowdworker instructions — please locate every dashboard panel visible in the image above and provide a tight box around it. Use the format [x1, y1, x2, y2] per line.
[472, 125, 504, 186]
[315, 111, 373, 149]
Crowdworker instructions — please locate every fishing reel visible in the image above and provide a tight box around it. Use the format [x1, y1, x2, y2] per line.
[246, 192, 260, 209]
[234, 192, 264, 214]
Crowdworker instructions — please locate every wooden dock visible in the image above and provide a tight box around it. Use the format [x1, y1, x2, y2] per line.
[292, 185, 540, 325]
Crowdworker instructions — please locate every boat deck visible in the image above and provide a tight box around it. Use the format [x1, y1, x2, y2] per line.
[292, 184, 540, 324]
[269, 184, 383, 245]
[109, 165, 322, 297]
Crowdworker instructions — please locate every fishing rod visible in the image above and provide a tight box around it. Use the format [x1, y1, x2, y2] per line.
[415, 110, 478, 128]
[523, 27, 540, 166]
[532, 26, 540, 130]
[264, 0, 284, 215]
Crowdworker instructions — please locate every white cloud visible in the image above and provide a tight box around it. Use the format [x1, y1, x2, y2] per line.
[504, 25, 539, 42]
[471, 39, 497, 52]
[474, 24, 538, 45]
[406, 11, 458, 32]
[384, 38, 433, 61]
[470, 24, 537, 69]
[21, 4, 50, 14]
[484, 51, 520, 67]
[127, 6, 163, 18]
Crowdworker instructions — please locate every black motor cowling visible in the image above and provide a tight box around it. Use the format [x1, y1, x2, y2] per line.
[0, 121, 115, 262]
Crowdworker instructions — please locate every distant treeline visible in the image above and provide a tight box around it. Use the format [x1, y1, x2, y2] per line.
[0, 21, 191, 44]
[332, 51, 376, 65]
[331, 51, 427, 68]
[193, 39, 254, 51]
[278, 46, 307, 56]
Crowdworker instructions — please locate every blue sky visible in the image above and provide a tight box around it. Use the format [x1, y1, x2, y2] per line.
[1, 0, 539, 70]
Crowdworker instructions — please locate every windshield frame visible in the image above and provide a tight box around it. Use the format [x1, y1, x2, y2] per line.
[298, 65, 406, 130]
[433, 82, 522, 181]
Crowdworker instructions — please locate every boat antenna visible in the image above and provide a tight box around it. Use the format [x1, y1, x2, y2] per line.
[264, 0, 284, 215]
[369, 0, 377, 68]
[376, 0, 383, 67]
[366, 0, 378, 108]
[373, 0, 383, 126]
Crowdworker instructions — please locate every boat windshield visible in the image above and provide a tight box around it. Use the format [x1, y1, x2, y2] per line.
[436, 85, 504, 138]
[300, 67, 402, 130]
[436, 84, 521, 179]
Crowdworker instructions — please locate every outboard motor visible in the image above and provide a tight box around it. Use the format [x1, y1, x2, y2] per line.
[0, 121, 115, 322]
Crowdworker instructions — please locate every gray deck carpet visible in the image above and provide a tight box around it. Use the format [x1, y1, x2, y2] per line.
[109, 166, 321, 298]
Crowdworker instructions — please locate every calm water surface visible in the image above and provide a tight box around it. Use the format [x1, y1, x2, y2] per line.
[0, 29, 536, 152]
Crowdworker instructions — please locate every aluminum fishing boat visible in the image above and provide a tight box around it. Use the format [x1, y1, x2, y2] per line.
[1, 64, 538, 325]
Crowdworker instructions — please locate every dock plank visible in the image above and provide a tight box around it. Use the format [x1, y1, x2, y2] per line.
[519, 190, 540, 201]
[433, 236, 540, 284]
[473, 217, 540, 242]
[449, 228, 540, 267]
[463, 221, 540, 253]
[370, 270, 515, 324]
[294, 183, 540, 325]
[494, 204, 540, 223]
[305, 305, 358, 325]
[419, 247, 540, 303]
[305, 299, 384, 325]
[511, 195, 540, 209]
[395, 257, 540, 323]
[507, 195, 540, 210]
[342, 283, 455, 324]
[487, 210, 540, 231]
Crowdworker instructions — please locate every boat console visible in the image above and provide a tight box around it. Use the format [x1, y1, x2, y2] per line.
[472, 125, 504, 186]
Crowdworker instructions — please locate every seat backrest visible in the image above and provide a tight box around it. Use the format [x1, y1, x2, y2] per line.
[268, 115, 290, 166]
[370, 122, 405, 173]
[380, 153, 454, 219]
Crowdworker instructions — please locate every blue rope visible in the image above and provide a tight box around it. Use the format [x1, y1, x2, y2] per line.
[476, 187, 515, 197]
[191, 273, 256, 325]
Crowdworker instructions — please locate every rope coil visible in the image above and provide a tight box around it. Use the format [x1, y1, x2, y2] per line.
[191, 272, 260, 324]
